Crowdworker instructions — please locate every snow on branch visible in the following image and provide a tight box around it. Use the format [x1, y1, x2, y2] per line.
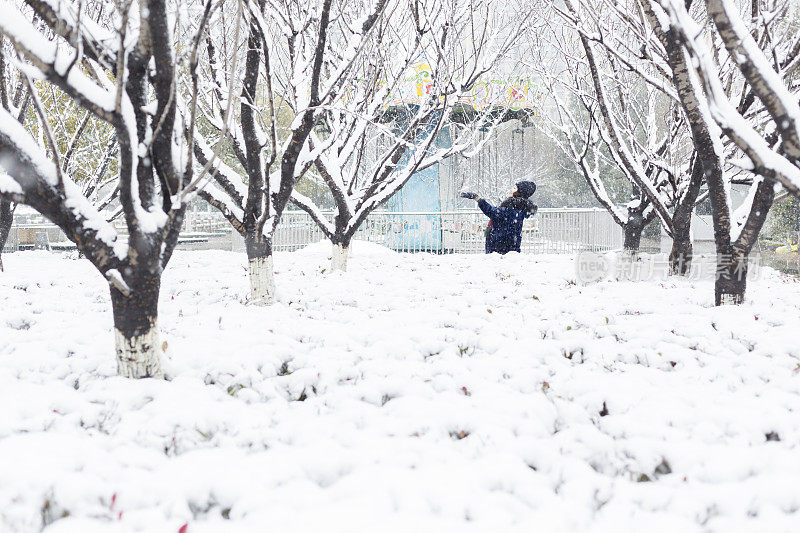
[658, 0, 800, 198]
[288, 0, 536, 244]
[0, 8, 117, 122]
[23, 0, 118, 71]
[0, 106, 124, 267]
[707, 0, 800, 163]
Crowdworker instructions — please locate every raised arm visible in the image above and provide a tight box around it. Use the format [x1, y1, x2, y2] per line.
[478, 199, 502, 221]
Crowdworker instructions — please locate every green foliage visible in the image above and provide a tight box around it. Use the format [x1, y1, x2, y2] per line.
[762, 195, 800, 242]
[31, 81, 117, 188]
[295, 173, 335, 210]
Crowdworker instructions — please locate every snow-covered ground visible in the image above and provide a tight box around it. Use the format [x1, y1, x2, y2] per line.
[1, 243, 800, 533]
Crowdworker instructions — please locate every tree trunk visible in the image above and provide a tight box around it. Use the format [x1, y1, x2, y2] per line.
[245, 231, 275, 305]
[0, 199, 12, 272]
[670, 161, 703, 276]
[712, 180, 773, 305]
[669, 235, 693, 275]
[669, 200, 694, 276]
[110, 277, 163, 379]
[331, 235, 351, 272]
[715, 247, 748, 305]
[331, 243, 349, 271]
[623, 214, 644, 253]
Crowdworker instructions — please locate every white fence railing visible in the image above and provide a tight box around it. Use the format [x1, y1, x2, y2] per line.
[2, 225, 73, 252]
[268, 208, 622, 253]
[5, 208, 623, 254]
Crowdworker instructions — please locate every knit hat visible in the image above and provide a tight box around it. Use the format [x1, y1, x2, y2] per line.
[515, 180, 536, 199]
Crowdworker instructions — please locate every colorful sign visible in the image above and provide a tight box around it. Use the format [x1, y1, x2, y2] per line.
[340, 64, 544, 114]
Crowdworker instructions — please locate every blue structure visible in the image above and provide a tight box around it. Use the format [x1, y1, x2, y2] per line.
[386, 125, 452, 252]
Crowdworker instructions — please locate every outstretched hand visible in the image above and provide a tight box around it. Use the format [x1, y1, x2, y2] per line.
[460, 192, 479, 200]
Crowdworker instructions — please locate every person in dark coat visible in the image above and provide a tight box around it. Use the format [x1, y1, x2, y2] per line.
[461, 181, 538, 254]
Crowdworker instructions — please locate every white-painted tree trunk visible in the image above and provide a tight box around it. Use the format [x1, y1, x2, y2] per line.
[331, 243, 349, 272]
[114, 321, 163, 378]
[614, 249, 638, 281]
[248, 255, 275, 305]
[719, 293, 743, 305]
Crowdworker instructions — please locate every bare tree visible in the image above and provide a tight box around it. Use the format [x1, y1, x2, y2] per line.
[639, 0, 800, 303]
[0, 0, 218, 376]
[536, 53, 660, 253]
[187, 0, 389, 299]
[540, 0, 705, 266]
[286, 0, 533, 270]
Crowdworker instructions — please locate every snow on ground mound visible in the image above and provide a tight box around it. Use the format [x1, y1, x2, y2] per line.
[1, 250, 800, 532]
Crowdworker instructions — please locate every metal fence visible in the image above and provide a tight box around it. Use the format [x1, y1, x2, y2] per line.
[272, 208, 622, 253]
[5, 208, 622, 254]
[2, 225, 73, 252]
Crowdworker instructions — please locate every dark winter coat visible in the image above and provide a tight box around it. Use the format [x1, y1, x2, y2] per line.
[479, 198, 534, 254]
